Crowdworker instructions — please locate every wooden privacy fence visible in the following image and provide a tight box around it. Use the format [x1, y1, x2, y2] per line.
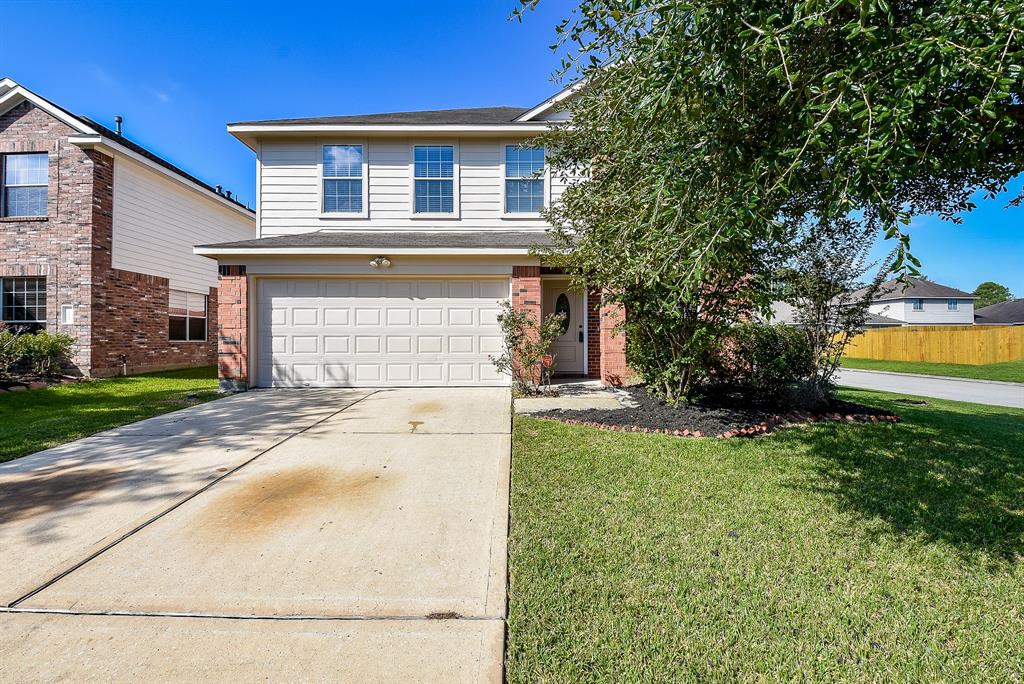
[844, 325, 1024, 365]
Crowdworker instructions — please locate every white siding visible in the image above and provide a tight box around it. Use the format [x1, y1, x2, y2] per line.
[112, 156, 256, 293]
[869, 299, 975, 325]
[257, 137, 566, 236]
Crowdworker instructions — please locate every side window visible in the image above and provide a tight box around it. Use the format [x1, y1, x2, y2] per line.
[912, 299, 924, 311]
[0, 277, 46, 331]
[169, 290, 208, 341]
[322, 145, 364, 214]
[1, 153, 48, 217]
[947, 299, 958, 311]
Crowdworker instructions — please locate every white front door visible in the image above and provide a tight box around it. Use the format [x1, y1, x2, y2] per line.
[543, 283, 585, 374]
[256, 278, 509, 387]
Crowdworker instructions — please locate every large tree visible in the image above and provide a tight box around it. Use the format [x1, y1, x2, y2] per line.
[521, 0, 1024, 401]
[973, 281, 1014, 308]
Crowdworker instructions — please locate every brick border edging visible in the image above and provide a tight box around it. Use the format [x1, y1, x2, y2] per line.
[531, 410, 901, 439]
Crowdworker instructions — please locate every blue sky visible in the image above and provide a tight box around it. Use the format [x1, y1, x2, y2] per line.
[4, 0, 1021, 297]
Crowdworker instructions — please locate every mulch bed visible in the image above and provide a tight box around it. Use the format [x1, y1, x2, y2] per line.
[531, 385, 900, 439]
[0, 375, 82, 393]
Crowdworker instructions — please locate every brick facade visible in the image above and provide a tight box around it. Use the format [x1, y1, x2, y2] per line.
[586, 290, 602, 378]
[599, 296, 628, 385]
[0, 101, 218, 376]
[216, 266, 248, 390]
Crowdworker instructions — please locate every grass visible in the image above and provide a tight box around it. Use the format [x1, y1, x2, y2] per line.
[842, 357, 1024, 383]
[508, 390, 1024, 682]
[0, 366, 220, 463]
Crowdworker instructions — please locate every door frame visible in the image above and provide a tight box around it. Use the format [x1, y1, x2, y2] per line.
[541, 275, 587, 375]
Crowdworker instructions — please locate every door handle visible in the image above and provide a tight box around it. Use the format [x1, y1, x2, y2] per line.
[578, 325, 584, 343]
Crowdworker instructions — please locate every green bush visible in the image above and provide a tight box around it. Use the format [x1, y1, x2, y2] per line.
[708, 322, 815, 403]
[13, 331, 76, 377]
[0, 328, 19, 377]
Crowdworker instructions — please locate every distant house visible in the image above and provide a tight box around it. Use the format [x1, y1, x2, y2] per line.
[0, 78, 257, 376]
[854, 277, 977, 326]
[975, 299, 1024, 326]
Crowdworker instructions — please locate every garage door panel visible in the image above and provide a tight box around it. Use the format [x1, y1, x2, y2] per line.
[258, 278, 509, 387]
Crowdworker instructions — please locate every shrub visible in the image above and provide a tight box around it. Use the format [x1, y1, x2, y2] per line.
[707, 322, 815, 403]
[0, 327, 19, 377]
[490, 300, 567, 395]
[15, 331, 75, 377]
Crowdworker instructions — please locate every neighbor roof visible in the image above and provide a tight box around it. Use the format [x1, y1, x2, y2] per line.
[854, 277, 976, 302]
[974, 298, 1024, 325]
[864, 312, 903, 326]
[195, 230, 553, 255]
[230, 106, 531, 127]
[0, 78, 253, 214]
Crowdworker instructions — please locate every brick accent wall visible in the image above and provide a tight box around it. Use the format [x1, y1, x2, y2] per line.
[217, 265, 249, 390]
[587, 289, 602, 378]
[0, 101, 98, 371]
[599, 294, 628, 385]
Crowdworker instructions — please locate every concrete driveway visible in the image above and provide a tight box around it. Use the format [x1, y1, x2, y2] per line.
[0, 387, 511, 683]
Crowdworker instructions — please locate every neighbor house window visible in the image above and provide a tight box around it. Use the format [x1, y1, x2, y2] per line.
[504, 145, 545, 213]
[947, 299, 958, 311]
[1, 153, 48, 217]
[912, 299, 924, 311]
[169, 290, 207, 341]
[322, 145, 364, 213]
[1, 277, 46, 330]
[413, 145, 454, 213]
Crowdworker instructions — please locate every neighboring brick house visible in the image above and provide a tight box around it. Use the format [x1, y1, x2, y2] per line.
[196, 82, 629, 390]
[0, 78, 256, 376]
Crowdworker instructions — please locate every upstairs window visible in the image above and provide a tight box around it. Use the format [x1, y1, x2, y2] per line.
[504, 146, 545, 213]
[912, 298, 924, 311]
[948, 299, 958, 311]
[1, 153, 48, 217]
[322, 145, 364, 213]
[413, 145, 454, 213]
[1, 277, 46, 331]
[169, 290, 208, 342]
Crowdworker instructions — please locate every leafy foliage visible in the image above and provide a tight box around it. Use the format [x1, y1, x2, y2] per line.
[521, 0, 1024, 403]
[973, 280, 1014, 308]
[0, 327, 20, 377]
[491, 300, 567, 394]
[8, 331, 76, 378]
[779, 219, 892, 405]
[707, 322, 816, 403]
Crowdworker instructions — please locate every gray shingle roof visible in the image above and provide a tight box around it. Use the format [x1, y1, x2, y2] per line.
[854, 277, 976, 302]
[197, 230, 553, 251]
[864, 312, 903, 326]
[230, 107, 531, 127]
[974, 298, 1024, 324]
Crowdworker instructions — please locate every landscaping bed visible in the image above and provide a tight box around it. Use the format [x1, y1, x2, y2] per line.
[532, 385, 898, 438]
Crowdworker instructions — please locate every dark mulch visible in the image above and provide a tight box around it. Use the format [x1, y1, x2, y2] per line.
[532, 385, 899, 438]
[0, 375, 81, 393]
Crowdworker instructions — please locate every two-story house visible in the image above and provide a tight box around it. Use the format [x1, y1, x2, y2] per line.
[857, 277, 978, 326]
[197, 85, 627, 389]
[0, 78, 256, 376]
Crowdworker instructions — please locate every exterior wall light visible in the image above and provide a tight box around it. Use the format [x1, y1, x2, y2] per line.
[369, 256, 392, 269]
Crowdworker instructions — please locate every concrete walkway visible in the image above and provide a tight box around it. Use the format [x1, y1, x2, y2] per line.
[837, 368, 1024, 409]
[0, 388, 511, 683]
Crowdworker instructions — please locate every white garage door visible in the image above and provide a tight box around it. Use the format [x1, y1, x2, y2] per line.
[256, 278, 509, 387]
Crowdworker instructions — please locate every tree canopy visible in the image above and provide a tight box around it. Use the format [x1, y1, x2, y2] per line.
[973, 281, 1014, 308]
[519, 0, 1024, 401]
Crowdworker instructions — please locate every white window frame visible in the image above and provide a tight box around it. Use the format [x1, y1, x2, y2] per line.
[409, 142, 460, 219]
[169, 290, 209, 342]
[947, 299, 958, 311]
[318, 141, 369, 219]
[500, 142, 549, 218]
[1, 152, 49, 218]
[912, 298, 924, 311]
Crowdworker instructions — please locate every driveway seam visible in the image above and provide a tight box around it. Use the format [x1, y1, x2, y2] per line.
[0, 606, 505, 621]
[7, 389, 381, 609]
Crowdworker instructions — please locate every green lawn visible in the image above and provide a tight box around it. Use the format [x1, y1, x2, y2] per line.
[0, 366, 220, 463]
[508, 391, 1024, 682]
[842, 357, 1024, 383]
